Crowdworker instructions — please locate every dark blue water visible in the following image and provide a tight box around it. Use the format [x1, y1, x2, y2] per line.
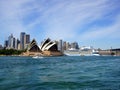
[0, 56, 120, 90]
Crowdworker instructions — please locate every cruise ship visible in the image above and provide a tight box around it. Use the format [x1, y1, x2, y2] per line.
[64, 47, 100, 56]
[64, 48, 80, 56]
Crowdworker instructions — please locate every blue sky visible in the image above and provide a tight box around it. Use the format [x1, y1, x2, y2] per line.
[0, 0, 120, 49]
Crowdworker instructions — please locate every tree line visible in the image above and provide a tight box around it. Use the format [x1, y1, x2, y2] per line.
[0, 49, 26, 55]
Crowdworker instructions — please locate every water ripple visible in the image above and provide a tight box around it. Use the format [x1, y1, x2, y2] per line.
[0, 56, 120, 90]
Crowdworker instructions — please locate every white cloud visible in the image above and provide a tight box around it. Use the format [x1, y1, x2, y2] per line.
[0, 0, 120, 47]
[0, 0, 35, 38]
[79, 14, 120, 40]
[34, 0, 119, 41]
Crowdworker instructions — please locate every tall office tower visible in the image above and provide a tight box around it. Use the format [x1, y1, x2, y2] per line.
[15, 39, 17, 49]
[18, 39, 20, 50]
[4, 40, 8, 48]
[24, 34, 30, 49]
[8, 34, 13, 48]
[17, 43, 21, 50]
[20, 32, 25, 50]
[13, 37, 16, 49]
[63, 41, 67, 50]
[71, 42, 79, 49]
[58, 39, 63, 52]
[66, 42, 70, 50]
[15, 39, 20, 49]
[8, 36, 11, 48]
[0, 44, 3, 50]
[25, 34, 30, 44]
[10, 37, 13, 48]
[71, 42, 74, 49]
[75, 42, 79, 49]
[7, 34, 15, 49]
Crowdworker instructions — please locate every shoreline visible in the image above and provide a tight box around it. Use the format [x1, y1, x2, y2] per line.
[0, 54, 120, 57]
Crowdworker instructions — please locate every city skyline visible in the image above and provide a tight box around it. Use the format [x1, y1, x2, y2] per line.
[0, 0, 120, 49]
[3, 32, 80, 50]
[4, 32, 30, 50]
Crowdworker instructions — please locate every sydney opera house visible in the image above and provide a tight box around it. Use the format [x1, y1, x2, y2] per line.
[23, 38, 62, 56]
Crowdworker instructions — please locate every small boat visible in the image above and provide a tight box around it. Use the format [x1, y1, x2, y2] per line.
[32, 56, 43, 59]
[92, 50, 100, 56]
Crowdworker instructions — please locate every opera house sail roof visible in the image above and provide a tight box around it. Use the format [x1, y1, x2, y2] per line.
[25, 38, 62, 56]
[28, 38, 59, 52]
[40, 38, 51, 50]
[40, 38, 58, 51]
[28, 39, 41, 52]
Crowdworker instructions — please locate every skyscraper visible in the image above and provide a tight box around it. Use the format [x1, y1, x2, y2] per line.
[71, 42, 79, 49]
[7, 34, 15, 49]
[20, 32, 25, 50]
[15, 39, 17, 49]
[4, 40, 8, 48]
[13, 37, 15, 49]
[24, 34, 30, 49]
[4, 34, 17, 49]
[8, 34, 13, 48]
[63, 41, 67, 50]
[15, 39, 20, 50]
[0, 44, 3, 50]
[66, 42, 70, 50]
[58, 39, 63, 52]
[25, 34, 30, 44]
[20, 32, 30, 50]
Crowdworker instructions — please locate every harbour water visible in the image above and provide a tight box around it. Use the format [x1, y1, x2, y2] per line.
[0, 56, 120, 90]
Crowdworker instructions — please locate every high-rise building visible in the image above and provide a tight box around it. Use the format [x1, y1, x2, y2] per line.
[0, 44, 3, 50]
[58, 39, 63, 52]
[13, 37, 16, 49]
[4, 40, 8, 48]
[7, 34, 16, 49]
[15, 39, 17, 49]
[66, 42, 70, 50]
[24, 34, 30, 49]
[63, 41, 67, 50]
[4, 33, 30, 50]
[8, 34, 13, 48]
[18, 43, 21, 50]
[8, 36, 11, 48]
[20, 32, 25, 50]
[74, 42, 79, 49]
[70, 42, 79, 49]
[25, 34, 30, 44]
[20, 32, 30, 50]
[15, 39, 20, 49]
